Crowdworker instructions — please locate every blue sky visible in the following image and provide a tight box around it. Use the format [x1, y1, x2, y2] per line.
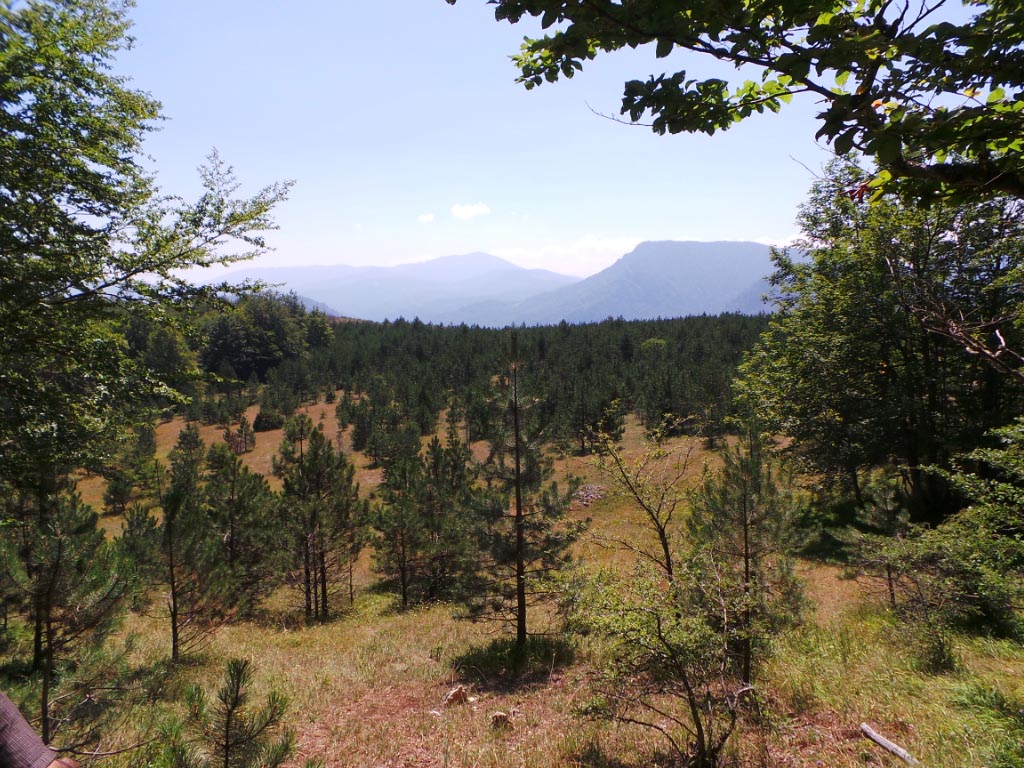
[120, 1, 832, 277]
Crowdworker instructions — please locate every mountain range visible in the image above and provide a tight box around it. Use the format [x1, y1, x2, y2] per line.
[218, 241, 778, 326]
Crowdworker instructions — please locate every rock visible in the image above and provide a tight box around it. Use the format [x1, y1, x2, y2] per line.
[490, 711, 514, 729]
[443, 685, 469, 706]
[573, 484, 605, 508]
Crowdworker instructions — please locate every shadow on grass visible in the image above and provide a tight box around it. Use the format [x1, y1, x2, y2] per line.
[451, 635, 575, 692]
[799, 526, 852, 564]
[570, 742, 689, 768]
[248, 598, 362, 629]
[569, 743, 640, 768]
[0, 656, 34, 681]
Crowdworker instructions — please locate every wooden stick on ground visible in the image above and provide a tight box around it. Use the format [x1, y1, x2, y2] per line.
[860, 722, 920, 765]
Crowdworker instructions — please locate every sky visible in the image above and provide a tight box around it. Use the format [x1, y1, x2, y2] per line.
[119, 1, 833, 278]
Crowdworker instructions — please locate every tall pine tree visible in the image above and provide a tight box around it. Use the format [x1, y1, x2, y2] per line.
[273, 415, 366, 621]
[470, 334, 584, 647]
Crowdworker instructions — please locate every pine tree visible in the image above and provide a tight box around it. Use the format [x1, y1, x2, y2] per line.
[164, 425, 213, 660]
[273, 415, 366, 621]
[689, 426, 803, 684]
[102, 466, 135, 517]
[2, 483, 131, 743]
[204, 443, 281, 615]
[571, 425, 802, 767]
[471, 334, 585, 647]
[123, 425, 223, 661]
[374, 424, 481, 607]
[374, 453, 424, 610]
[162, 659, 293, 768]
[223, 415, 256, 455]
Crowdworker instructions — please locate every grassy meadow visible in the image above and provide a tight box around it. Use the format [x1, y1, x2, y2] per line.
[40, 401, 1024, 767]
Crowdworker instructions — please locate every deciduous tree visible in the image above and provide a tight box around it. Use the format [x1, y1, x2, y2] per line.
[576, 426, 801, 766]
[452, 0, 1024, 199]
[736, 162, 1024, 520]
[0, 0, 289, 493]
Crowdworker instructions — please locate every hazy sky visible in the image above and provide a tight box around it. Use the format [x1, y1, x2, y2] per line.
[120, 1, 832, 277]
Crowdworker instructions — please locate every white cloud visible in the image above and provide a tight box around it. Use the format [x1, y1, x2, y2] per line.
[451, 202, 491, 221]
[417, 213, 435, 224]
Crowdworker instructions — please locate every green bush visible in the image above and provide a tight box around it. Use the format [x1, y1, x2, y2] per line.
[253, 407, 286, 432]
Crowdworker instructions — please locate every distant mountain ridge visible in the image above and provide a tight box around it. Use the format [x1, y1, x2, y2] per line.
[218, 253, 577, 321]
[453, 241, 774, 325]
[218, 241, 776, 325]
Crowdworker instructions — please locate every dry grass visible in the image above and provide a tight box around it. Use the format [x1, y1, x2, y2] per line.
[764, 568, 1024, 768]
[46, 406, 1024, 767]
[81, 396, 384, 536]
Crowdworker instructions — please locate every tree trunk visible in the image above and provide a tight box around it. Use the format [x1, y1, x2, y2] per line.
[886, 563, 898, 612]
[303, 536, 313, 621]
[511, 338, 527, 649]
[741, 474, 752, 686]
[399, 528, 409, 609]
[41, 617, 53, 744]
[32, 607, 43, 672]
[319, 543, 329, 621]
[850, 465, 864, 509]
[348, 557, 355, 606]
[168, 523, 180, 662]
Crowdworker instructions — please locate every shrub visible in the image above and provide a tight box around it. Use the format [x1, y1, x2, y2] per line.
[253, 407, 286, 432]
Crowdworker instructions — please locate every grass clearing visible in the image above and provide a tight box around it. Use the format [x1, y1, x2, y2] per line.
[24, 406, 1024, 766]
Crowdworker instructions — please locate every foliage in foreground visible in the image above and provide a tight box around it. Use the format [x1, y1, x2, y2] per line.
[737, 161, 1024, 523]
[1, 482, 132, 743]
[160, 658, 295, 768]
[576, 430, 801, 767]
[455, 0, 1024, 201]
[875, 417, 1024, 636]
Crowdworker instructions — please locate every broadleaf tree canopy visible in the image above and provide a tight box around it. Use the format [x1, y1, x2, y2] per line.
[0, 0, 290, 484]
[451, 0, 1024, 200]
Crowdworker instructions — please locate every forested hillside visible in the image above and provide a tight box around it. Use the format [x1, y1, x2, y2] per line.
[189, 296, 766, 451]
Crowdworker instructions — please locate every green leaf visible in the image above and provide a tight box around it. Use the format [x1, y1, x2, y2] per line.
[868, 168, 893, 187]
[834, 127, 857, 155]
[872, 133, 903, 164]
[487, 0, 1024, 199]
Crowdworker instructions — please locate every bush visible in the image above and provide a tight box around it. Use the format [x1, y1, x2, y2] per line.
[160, 659, 294, 768]
[253, 407, 286, 432]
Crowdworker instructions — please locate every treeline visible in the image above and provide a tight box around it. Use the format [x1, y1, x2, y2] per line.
[1, 298, 770, 749]
[180, 299, 769, 452]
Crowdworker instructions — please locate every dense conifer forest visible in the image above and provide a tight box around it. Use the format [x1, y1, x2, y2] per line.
[189, 299, 767, 449]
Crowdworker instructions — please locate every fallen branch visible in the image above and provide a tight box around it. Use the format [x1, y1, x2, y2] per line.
[860, 722, 920, 765]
